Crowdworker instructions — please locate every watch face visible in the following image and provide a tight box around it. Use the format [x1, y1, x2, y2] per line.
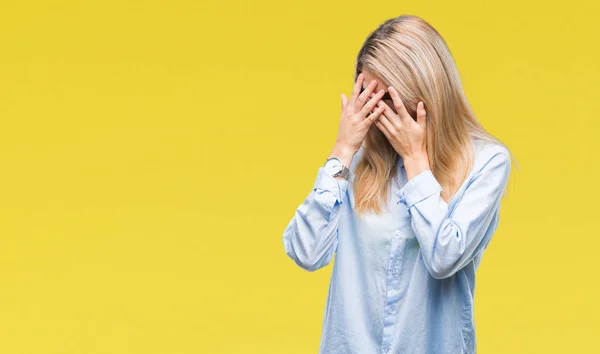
[324, 158, 343, 175]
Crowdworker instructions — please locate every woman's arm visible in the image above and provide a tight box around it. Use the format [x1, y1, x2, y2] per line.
[398, 146, 511, 279]
[282, 165, 350, 272]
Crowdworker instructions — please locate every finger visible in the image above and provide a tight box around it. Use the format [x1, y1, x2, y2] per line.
[341, 94, 348, 111]
[360, 89, 385, 118]
[349, 73, 364, 105]
[388, 87, 412, 124]
[416, 101, 426, 127]
[368, 92, 379, 113]
[377, 110, 397, 135]
[374, 119, 392, 141]
[362, 105, 385, 127]
[375, 99, 398, 125]
[356, 79, 378, 108]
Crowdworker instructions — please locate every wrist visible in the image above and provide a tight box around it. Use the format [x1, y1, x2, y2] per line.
[329, 144, 356, 169]
[403, 152, 431, 181]
[403, 152, 428, 164]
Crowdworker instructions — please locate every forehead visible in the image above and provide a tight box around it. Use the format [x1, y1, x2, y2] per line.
[360, 70, 387, 89]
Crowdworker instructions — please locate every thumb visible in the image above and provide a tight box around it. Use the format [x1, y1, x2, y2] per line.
[341, 94, 348, 111]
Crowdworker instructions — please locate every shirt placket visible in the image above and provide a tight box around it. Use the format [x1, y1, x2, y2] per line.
[380, 223, 410, 354]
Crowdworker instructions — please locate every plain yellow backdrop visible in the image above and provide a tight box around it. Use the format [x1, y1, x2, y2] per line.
[0, 0, 598, 353]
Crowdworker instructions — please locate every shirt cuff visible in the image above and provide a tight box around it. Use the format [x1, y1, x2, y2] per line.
[313, 166, 349, 204]
[396, 169, 442, 209]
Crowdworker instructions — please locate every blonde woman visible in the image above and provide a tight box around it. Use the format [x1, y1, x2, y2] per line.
[282, 14, 517, 354]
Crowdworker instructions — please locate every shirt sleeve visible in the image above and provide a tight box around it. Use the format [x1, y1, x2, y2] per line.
[396, 147, 511, 279]
[282, 166, 349, 272]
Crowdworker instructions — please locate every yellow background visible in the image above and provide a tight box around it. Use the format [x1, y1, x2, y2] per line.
[0, 0, 597, 353]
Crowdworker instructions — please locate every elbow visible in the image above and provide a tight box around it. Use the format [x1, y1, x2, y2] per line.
[285, 244, 332, 272]
[427, 249, 460, 279]
[426, 220, 464, 280]
[282, 227, 336, 272]
[295, 257, 325, 272]
[427, 262, 458, 280]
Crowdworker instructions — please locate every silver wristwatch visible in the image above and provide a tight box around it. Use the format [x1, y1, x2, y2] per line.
[324, 157, 350, 180]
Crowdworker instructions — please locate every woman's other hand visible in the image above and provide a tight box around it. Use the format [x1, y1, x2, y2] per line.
[335, 73, 386, 154]
[373, 86, 428, 160]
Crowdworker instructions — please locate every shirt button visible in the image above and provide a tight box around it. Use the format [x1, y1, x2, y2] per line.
[383, 345, 390, 353]
[392, 268, 399, 275]
[395, 229, 401, 236]
[386, 306, 394, 314]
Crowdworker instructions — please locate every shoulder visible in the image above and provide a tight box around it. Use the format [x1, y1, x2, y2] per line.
[472, 139, 511, 177]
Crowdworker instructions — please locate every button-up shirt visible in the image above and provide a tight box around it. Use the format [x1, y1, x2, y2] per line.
[282, 138, 512, 354]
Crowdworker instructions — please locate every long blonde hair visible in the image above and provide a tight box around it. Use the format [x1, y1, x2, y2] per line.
[352, 14, 519, 215]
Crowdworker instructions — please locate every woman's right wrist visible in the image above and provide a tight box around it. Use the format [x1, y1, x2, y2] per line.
[329, 143, 356, 169]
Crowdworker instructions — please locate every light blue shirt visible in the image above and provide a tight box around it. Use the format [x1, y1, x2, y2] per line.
[282, 138, 511, 354]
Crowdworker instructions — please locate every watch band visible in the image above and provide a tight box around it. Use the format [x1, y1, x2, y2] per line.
[334, 165, 350, 179]
[324, 157, 350, 180]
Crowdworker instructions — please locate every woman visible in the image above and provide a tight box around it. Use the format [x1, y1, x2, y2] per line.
[282, 14, 517, 354]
